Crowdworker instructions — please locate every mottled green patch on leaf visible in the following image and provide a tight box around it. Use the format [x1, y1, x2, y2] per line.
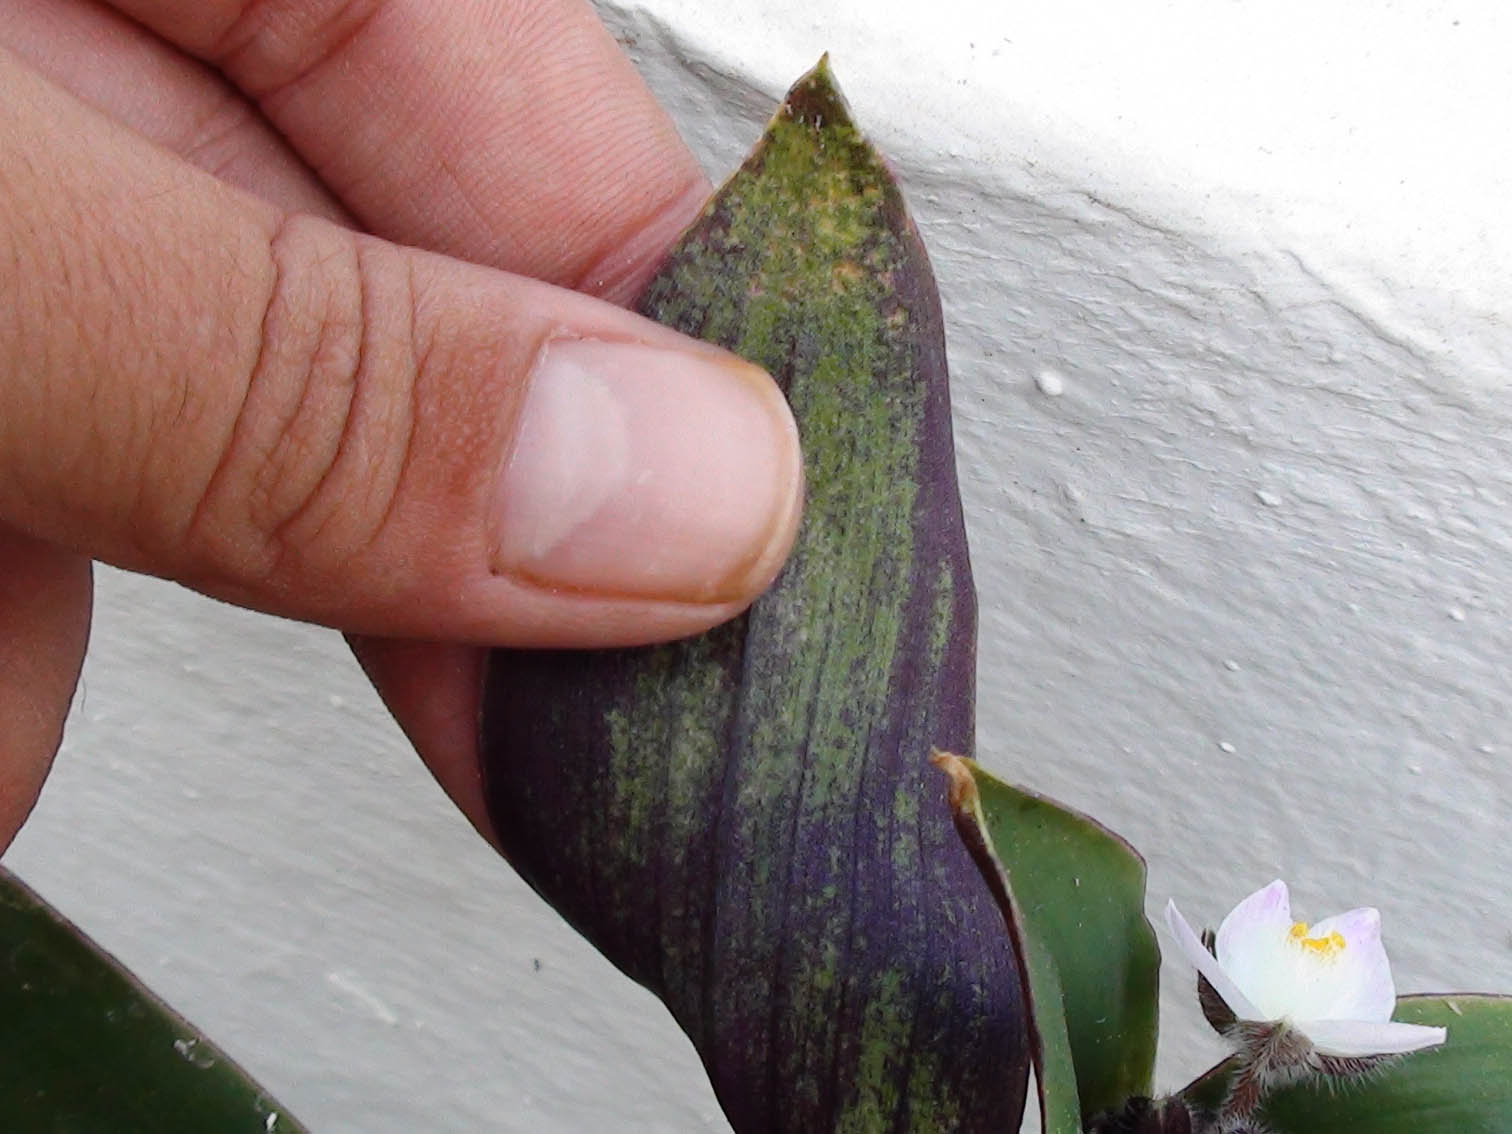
[482, 59, 1027, 1132]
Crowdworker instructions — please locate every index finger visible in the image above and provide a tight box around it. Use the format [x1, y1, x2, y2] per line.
[107, 0, 708, 300]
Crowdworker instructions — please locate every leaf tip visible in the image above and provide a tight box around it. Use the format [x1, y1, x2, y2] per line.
[930, 748, 982, 816]
[780, 52, 856, 133]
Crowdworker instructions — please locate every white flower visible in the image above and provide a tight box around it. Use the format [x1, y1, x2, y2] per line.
[1164, 880, 1447, 1058]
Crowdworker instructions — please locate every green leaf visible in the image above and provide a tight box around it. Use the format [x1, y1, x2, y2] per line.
[480, 58, 1030, 1132]
[936, 754, 1160, 1130]
[1181, 994, 1512, 1132]
[0, 866, 303, 1133]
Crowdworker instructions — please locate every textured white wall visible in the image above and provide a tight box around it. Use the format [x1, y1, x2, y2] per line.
[7, 1, 1512, 1130]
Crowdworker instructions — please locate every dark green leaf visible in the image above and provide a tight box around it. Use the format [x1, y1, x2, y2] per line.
[480, 58, 1029, 1132]
[0, 866, 303, 1133]
[937, 754, 1160, 1130]
[1181, 995, 1512, 1132]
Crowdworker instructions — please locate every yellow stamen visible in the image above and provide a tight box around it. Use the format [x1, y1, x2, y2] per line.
[1290, 921, 1346, 956]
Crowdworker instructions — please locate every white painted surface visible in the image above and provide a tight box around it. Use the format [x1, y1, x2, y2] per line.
[8, 1, 1512, 1129]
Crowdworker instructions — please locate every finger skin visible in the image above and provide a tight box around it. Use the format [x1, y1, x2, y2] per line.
[347, 637, 496, 846]
[0, 6, 364, 844]
[0, 528, 91, 850]
[107, 0, 709, 299]
[0, 54, 786, 647]
[0, 3, 723, 842]
[0, 0, 345, 219]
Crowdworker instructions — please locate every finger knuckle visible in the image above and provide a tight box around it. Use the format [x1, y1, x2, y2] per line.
[187, 214, 418, 592]
[213, 0, 389, 99]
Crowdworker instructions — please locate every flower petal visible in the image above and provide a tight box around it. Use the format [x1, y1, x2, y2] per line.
[1215, 880, 1297, 1018]
[1297, 1017, 1448, 1057]
[1302, 907, 1395, 1021]
[1164, 899, 1262, 1021]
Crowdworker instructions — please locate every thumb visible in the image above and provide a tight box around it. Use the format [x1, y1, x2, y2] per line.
[0, 57, 802, 648]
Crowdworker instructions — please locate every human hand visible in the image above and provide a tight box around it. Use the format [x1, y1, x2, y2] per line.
[0, 0, 803, 849]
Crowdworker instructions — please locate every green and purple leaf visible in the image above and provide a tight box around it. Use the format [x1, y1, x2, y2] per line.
[0, 866, 303, 1132]
[480, 58, 1030, 1132]
[1181, 995, 1512, 1132]
[937, 754, 1160, 1131]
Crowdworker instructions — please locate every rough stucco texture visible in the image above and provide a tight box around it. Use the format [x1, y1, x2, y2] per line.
[6, 2, 1512, 1131]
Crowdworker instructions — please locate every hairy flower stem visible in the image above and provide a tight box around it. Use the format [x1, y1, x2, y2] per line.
[1218, 1022, 1314, 1125]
